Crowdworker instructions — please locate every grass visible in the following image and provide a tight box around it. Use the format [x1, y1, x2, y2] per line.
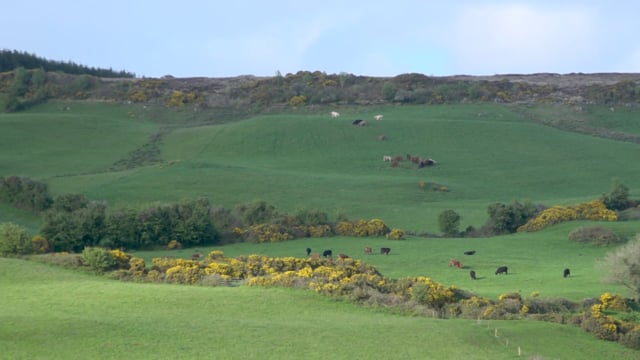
[3, 101, 640, 232]
[133, 220, 635, 301]
[1, 258, 637, 360]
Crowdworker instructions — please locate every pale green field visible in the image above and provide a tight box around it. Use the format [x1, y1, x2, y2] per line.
[1, 258, 637, 360]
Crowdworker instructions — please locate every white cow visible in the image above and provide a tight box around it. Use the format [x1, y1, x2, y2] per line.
[374, 114, 383, 121]
[330, 111, 340, 118]
[383, 155, 393, 162]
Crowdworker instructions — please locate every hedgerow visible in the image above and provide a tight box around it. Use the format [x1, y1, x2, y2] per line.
[517, 200, 618, 232]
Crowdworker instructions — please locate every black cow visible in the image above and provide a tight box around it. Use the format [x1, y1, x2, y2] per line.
[381, 247, 391, 255]
[470, 270, 477, 280]
[322, 249, 333, 258]
[563, 268, 571, 278]
[464, 250, 476, 256]
[306, 247, 312, 256]
[495, 266, 508, 275]
[352, 119, 364, 125]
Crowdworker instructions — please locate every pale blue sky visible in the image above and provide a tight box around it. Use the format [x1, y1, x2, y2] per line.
[2, 1, 639, 78]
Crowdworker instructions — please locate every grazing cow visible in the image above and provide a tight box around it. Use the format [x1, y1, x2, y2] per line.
[191, 253, 203, 261]
[418, 158, 436, 168]
[410, 156, 420, 164]
[364, 246, 372, 255]
[378, 135, 386, 141]
[330, 111, 340, 118]
[381, 247, 391, 255]
[352, 119, 364, 125]
[449, 259, 463, 269]
[358, 120, 368, 127]
[311, 253, 320, 260]
[464, 250, 476, 256]
[470, 270, 477, 280]
[383, 155, 393, 162]
[394, 155, 403, 162]
[563, 268, 571, 278]
[495, 266, 508, 275]
[322, 249, 333, 258]
[391, 160, 399, 167]
[338, 253, 349, 260]
[374, 114, 383, 121]
[306, 247, 312, 256]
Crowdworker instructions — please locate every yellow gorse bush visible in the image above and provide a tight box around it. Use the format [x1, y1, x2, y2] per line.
[517, 200, 618, 232]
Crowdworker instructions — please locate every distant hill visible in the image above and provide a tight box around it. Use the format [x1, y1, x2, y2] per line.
[1, 49, 639, 114]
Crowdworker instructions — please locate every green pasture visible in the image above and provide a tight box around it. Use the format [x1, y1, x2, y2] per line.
[1, 258, 637, 360]
[134, 220, 635, 301]
[3, 101, 638, 233]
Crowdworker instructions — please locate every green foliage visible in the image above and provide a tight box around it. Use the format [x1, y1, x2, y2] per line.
[438, 209, 461, 236]
[568, 226, 623, 246]
[0, 175, 53, 213]
[483, 201, 538, 235]
[51, 193, 90, 213]
[600, 179, 631, 211]
[234, 201, 278, 226]
[294, 209, 330, 226]
[0, 222, 33, 255]
[81, 246, 118, 272]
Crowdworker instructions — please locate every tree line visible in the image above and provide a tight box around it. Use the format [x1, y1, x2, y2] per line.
[0, 49, 135, 78]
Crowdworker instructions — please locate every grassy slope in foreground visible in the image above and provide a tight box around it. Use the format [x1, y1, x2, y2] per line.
[1, 258, 637, 359]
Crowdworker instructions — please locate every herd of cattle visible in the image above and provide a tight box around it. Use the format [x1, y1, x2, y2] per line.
[329, 111, 437, 169]
[305, 246, 571, 281]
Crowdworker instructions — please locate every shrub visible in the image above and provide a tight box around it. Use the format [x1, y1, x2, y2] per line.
[620, 328, 640, 350]
[81, 247, 118, 272]
[518, 200, 617, 232]
[386, 228, 405, 240]
[438, 209, 460, 236]
[31, 235, 52, 253]
[0, 222, 33, 256]
[167, 239, 182, 249]
[568, 226, 622, 246]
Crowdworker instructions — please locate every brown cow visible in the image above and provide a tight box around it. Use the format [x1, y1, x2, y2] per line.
[364, 246, 372, 255]
[338, 253, 350, 260]
[449, 259, 463, 268]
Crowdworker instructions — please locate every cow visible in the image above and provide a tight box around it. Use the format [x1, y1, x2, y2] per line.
[322, 249, 333, 258]
[449, 259, 463, 268]
[418, 158, 436, 168]
[391, 161, 399, 167]
[495, 266, 508, 275]
[338, 253, 349, 260]
[381, 247, 391, 255]
[464, 250, 476, 256]
[311, 253, 321, 260]
[191, 253, 203, 261]
[330, 111, 340, 118]
[358, 120, 368, 127]
[410, 156, 420, 164]
[470, 270, 477, 280]
[364, 246, 372, 255]
[374, 114, 383, 121]
[383, 155, 393, 162]
[394, 155, 403, 162]
[563, 268, 571, 278]
[306, 247, 312, 256]
[352, 119, 364, 125]
[378, 134, 386, 141]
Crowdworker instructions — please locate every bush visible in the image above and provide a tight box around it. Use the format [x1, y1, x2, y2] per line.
[620, 328, 640, 350]
[0, 222, 33, 256]
[568, 226, 623, 246]
[81, 247, 118, 272]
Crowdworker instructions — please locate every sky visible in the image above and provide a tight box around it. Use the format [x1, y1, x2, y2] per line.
[2, 0, 639, 78]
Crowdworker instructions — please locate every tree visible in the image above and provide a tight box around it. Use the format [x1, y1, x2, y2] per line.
[600, 234, 640, 300]
[0, 222, 33, 256]
[438, 209, 461, 237]
[601, 179, 630, 211]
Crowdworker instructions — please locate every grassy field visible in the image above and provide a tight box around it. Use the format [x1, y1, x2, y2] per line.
[133, 220, 635, 301]
[1, 258, 637, 360]
[2, 101, 640, 233]
[2, 100, 640, 357]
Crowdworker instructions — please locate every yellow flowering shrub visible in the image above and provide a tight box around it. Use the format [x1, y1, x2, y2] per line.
[600, 292, 629, 312]
[167, 239, 182, 250]
[335, 219, 390, 237]
[518, 200, 618, 232]
[110, 249, 131, 269]
[308, 224, 332, 237]
[386, 228, 405, 240]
